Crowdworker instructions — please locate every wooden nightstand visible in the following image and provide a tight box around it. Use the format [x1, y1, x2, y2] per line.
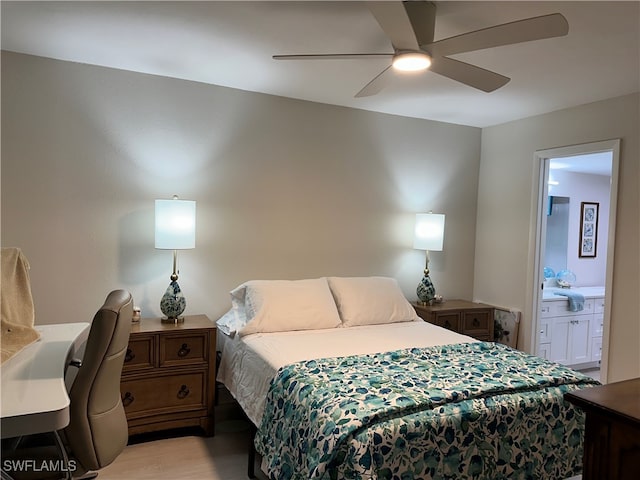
[120, 314, 216, 437]
[412, 299, 495, 341]
[565, 378, 640, 480]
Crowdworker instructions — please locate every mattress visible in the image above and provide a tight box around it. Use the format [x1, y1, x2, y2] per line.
[216, 320, 476, 426]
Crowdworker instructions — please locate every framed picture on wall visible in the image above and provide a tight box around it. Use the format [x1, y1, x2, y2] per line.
[579, 201, 599, 258]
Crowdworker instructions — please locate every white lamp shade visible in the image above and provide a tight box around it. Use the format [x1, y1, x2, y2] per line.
[155, 199, 196, 249]
[413, 213, 445, 251]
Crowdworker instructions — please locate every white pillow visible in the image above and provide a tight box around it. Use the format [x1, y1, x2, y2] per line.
[215, 308, 245, 337]
[230, 283, 250, 326]
[327, 276, 420, 327]
[235, 278, 342, 337]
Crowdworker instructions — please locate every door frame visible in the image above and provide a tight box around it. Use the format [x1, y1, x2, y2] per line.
[531, 139, 620, 383]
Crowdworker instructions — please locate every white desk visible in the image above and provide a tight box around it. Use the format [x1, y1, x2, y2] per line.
[1, 322, 90, 439]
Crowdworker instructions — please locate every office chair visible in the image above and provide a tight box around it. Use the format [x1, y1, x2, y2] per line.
[3, 289, 133, 480]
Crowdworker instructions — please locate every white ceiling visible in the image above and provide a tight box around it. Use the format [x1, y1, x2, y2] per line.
[550, 152, 613, 176]
[1, 0, 638, 129]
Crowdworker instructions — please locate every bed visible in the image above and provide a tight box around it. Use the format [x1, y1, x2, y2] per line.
[216, 276, 598, 480]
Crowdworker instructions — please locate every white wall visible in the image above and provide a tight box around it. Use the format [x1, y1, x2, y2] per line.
[475, 93, 640, 383]
[548, 170, 611, 287]
[1, 52, 481, 325]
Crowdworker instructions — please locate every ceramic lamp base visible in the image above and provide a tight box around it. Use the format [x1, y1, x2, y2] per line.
[417, 273, 436, 305]
[160, 280, 186, 321]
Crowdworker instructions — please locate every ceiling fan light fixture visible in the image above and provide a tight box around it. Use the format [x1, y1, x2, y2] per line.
[392, 52, 431, 72]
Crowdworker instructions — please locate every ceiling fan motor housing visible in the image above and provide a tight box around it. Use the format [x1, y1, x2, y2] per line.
[392, 51, 432, 71]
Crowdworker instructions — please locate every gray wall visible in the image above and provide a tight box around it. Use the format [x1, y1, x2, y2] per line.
[475, 93, 639, 383]
[1, 52, 481, 325]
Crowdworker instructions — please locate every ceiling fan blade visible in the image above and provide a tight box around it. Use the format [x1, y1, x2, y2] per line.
[355, 65, 394, 98]
[425, 13, 569, 57]
[367, 1, 419, 50]
[273, 53, 392, 61]
[403, 0, 436, 46]
[430, 56, 510, 92]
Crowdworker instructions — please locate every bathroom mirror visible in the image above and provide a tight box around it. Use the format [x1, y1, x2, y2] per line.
[544, 196, 570, 276]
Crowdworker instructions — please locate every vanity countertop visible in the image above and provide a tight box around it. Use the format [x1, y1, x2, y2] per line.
[542, 286, 605, 301]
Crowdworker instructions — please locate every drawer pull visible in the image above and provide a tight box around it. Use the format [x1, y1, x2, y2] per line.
[444, 321, 452, 329]
[122, 391, 135, 407]
[177, 343, 191, 357]
[472, 318, 480, 327]
[177, 384, 190, 399]
[125, 348, 135, 363]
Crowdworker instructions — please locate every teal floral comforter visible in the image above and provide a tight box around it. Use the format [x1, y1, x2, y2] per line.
[255, 342, 599, 480]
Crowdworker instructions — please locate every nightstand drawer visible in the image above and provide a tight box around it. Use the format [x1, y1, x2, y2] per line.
[160, 333, 208, 367]
[122, 335, 155, 372]
[433, 312, 460, 331]
[461, 310, 491, 335]
[121, 371, 206, 417]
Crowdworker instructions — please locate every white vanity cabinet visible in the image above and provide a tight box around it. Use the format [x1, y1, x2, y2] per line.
[537, 288, 605, 368]
[590, 297, 605, 363]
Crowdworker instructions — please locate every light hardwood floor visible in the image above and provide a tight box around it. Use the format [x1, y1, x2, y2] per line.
[579, 367, 601, 382]
[99, 391, 266, 480]
[99, 422, 257, 480]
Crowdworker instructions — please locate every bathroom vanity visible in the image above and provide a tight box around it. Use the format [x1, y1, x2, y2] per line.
[537, 286, 605, 369]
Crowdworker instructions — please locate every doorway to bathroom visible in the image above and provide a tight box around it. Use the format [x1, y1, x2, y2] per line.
[532, 139, 620, 384]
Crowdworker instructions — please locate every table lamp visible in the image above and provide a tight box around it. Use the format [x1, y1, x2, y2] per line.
[155, 195, 196, 323]
[413, 213, 445, 305]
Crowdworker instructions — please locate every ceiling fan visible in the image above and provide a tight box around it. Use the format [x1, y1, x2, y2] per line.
[273, 1, 569, 97]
